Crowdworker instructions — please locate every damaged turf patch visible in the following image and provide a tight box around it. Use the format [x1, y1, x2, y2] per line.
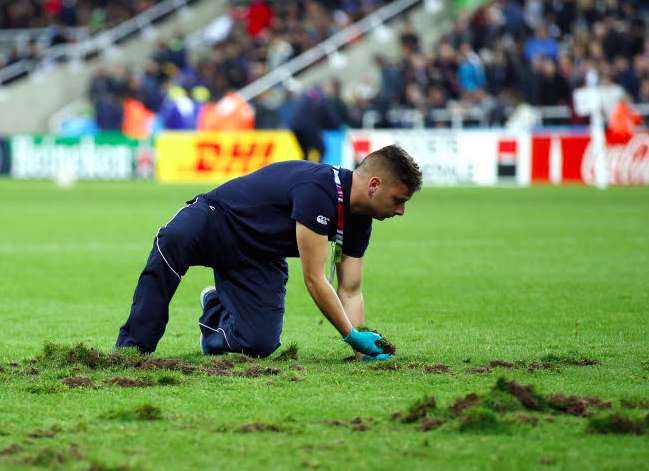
[392, 395, 438, 423]
[62, 376, 94, 388]
[237, 422, 282, 433]
[620, 398, 649, 409]
[547, 395, 612, 417]
[539, 352, 600, 367]
[390, 377, 626, 434]
[324, 417, 374, 432]
[275, 343, 299, 361]
[102, 404, 162, 421]
[422, 363, 451, 374]
[103, 377, 155, 388]
[35, 343, 199, 374]
[239, 365, 282, 377]
[458, 407, 505, 433]
[587, 412, 647, 435]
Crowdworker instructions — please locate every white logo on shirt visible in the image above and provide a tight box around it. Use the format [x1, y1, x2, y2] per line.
[316, 215, 329, 225]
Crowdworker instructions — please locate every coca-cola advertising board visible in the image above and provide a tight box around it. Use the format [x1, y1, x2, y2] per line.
[531, 132, 649, 185]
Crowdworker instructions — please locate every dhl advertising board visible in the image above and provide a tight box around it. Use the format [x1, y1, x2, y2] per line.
[156, 131, 303, 183]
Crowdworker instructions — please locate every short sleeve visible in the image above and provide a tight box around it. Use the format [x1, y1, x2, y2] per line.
[290, 183, 336, 236]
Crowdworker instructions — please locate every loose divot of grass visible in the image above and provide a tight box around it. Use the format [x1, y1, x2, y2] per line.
[62, 376, 94, 388]
[0, 444, 22, 456]
[422, 364, 450, 374]
[494, 378, 545, 411]
[240, 365, 282, 377]
[357, 326, 397, 355]
[90, 461, 133, 471]
[449, 394, 481, 416]
[156, 374, 182, 385]
[370, 361, 399, 371]
[28, 425, 62, 439]
[210, 359, 235, 370]
[539, 456, 558, 466]
[587, 412, 647, 435]
[36, 343, 198, 373]
[26, 383, 66, 395]
[419, 417, 444, 431]
[324, 417, 374, 432]
[87, 461, 133, 471]
[458, 407, 504, 433]
[511, 413, 539, 425]
[392, 396, 438, 423]
[289, 364, 305, 371]
[391, 377, 627, 434]
[527, 362, 555, 373]
[102, 404, 162, 421]
[275, 343, 299, 361]
[539, 352, 600, 367]
[20, 444, 82, 467]
[466, 366, 492, 374]
[547, 394, 612, 417]
[620, 398, 649, 409]
[237, 422, 281, 433]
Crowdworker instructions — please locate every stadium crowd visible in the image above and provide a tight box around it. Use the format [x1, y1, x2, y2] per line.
[80, 0, 649, 139]
[0, 0, 162, 70]
[367, 0, 649, 127]
[86, 0, 385, 155]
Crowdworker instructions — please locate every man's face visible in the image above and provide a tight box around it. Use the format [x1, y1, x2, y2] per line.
[368, 177, 412, 220]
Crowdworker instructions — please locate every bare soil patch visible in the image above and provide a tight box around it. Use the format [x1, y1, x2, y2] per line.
[423, 364, 450, 374]
[237, 422, 281, 433]
[103, 377, 155, 388]
[62, 376, 94, 388]
[240, 365, 282, 377]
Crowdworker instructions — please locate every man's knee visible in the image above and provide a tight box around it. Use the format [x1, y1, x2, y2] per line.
[243, 335, 280, 358]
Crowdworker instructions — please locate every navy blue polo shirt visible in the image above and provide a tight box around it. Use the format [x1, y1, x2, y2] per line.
[202, 161, 372, 259]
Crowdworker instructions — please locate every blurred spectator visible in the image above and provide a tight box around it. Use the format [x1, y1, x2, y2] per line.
[523, 25, 558, 63]
[159, 85, 196, 130]
[457, 43, 486, 99]
[289, 87, 342, 161]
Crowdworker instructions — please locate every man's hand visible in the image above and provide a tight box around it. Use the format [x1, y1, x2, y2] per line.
[361, 353, 393, 361]
[343, 328, 385, 356]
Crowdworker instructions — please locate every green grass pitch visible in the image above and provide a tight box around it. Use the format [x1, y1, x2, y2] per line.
[1, 179, 648, 470]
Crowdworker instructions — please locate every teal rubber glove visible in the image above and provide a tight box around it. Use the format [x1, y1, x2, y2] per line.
[361, 353, 394, 362]
[343, 328, 384, 356]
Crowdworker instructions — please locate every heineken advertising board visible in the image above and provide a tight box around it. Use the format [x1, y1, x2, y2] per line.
[9, 134, 154, 180]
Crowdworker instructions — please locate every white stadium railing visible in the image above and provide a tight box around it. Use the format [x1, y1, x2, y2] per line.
[361, 103, 649, 129]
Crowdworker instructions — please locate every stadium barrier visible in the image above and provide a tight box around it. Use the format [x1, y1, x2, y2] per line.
[155, 130, 303, 183]
[2, 129, 647, 186]
[9, 133, 154, 180]
[344, 129, 649, 186]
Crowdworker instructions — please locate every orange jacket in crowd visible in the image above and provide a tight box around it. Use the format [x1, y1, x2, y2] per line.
[608, 100, 643, 142]
[197, 92, 255, 131]
[122, 98, 155, 139]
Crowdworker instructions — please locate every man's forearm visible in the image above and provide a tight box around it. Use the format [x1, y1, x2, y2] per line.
[304, 276, 353, 337]
[337, 288, 364, 327]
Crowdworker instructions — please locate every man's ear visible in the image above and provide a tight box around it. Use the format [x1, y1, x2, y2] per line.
[368, 176, 381, 197]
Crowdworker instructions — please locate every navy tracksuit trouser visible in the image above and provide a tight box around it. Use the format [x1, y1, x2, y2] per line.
[116, 197, 288, 357]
